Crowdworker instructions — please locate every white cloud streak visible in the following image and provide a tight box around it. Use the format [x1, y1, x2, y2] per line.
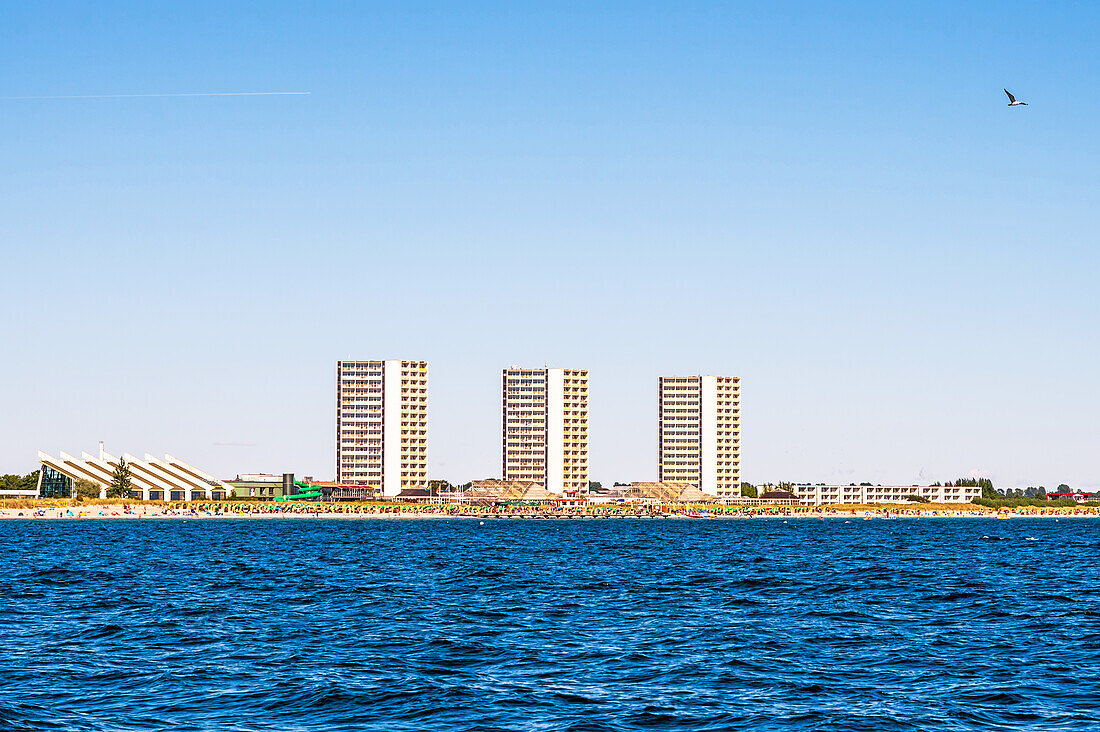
[0, 91, 310, 100]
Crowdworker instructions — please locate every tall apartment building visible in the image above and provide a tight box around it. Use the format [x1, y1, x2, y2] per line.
[502, 367, 588, 495]
[336, 360, 428, 497]
[658, 375, 740, 497]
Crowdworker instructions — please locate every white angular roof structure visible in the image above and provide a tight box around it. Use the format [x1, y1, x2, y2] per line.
[37, 448, 231, 500]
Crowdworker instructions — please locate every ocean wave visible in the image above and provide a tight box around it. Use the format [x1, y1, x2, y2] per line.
[1, 518, 1097, 731]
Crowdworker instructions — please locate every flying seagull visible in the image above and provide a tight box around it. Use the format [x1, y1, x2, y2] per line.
[1004, 89, 1027, 106]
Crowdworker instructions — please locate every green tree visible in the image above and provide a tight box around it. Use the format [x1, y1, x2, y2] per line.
[2, 472, 40, 492]
[74, 479, 101, 498]
[1057, 484, 1071, 492]
[938, 476, 997, 499]
[740, 482, 757, 498]
[109, 457, 133, 498]
[588, 481, 604, 492]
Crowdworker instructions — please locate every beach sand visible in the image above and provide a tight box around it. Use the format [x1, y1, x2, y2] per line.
[2, 502, 1097, 520]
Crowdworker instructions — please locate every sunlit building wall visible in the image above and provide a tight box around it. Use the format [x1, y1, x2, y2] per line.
[658, 375, 741, 497]
[502, 367, 588, 495]
[336, 359, 428, 497]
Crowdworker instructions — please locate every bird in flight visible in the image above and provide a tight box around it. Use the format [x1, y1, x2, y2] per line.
[1004, 89, 1027, 106]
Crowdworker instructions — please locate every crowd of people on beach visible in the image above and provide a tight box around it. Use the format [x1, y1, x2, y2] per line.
[8, 500, 1097, 520]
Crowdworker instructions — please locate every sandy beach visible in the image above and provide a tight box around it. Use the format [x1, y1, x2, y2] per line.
[3, 501, 1098, 520]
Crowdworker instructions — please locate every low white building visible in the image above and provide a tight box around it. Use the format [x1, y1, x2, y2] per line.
[792, 483, 980, 506]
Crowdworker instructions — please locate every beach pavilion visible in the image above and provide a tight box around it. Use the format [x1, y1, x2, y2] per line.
[37, 446, 232, 501]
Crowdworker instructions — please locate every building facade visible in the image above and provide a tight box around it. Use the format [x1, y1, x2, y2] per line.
[502, 367, 588, 495]
[791, 483, 981, 506]
[658, 375, 741, 498]
[336, 360, 428, 497]
[36, 448, 231, 501]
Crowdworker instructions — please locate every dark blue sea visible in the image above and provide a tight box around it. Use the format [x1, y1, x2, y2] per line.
[2, 518, 1099, 731]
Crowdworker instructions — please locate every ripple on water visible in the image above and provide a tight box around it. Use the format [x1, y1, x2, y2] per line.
[1, 518, 1098, 731]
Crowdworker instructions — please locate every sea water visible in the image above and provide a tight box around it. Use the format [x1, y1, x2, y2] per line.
[1, 518, 1097, 731]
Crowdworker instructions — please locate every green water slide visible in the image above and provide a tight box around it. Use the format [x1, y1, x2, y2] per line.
[275, 490, 322, 501]
[274, 480, 323, 501]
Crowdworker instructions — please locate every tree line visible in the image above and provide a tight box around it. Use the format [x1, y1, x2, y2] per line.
[0, 472, 39, 493]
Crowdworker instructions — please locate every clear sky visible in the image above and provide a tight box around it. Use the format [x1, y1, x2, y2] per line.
[2, 1, 1097, 490]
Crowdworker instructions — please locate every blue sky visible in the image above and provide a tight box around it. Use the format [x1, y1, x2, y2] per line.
[1, 1, 1097, 489]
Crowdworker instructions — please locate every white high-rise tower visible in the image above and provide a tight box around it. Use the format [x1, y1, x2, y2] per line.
[658, 375, 740, 497]
[336, 360, 428, 497]
[502, 366, 588, 495]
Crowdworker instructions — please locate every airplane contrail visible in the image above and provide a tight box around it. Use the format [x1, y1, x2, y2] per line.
[0, 91, 310, 100]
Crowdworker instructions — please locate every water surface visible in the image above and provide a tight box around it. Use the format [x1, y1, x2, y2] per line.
[2, 518, 1098, 731]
